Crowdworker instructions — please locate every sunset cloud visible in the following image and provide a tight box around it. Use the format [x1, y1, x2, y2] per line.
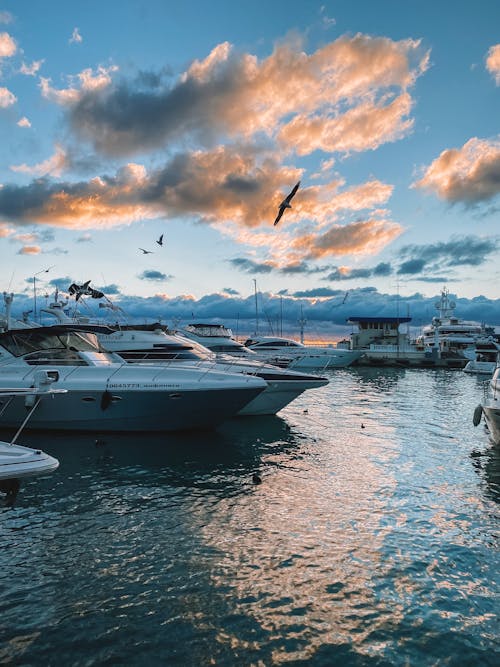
[53, 34, 428, 157]
[291, 218, 403, 259]
[413, 136, 500, 203]
[20, 59, 43, 76]
[18, 245, 41, 255]
[0, 32, 16, 57]
[0, 86, 16, 107]
[486, 44, 500, 85]
[39, 65, 118, 106]
[69, 27, 82, 44]
[10, 144, 68, 176]
[17, 116, 31, 128]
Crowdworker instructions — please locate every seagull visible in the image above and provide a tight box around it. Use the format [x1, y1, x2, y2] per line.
[273, 180, 300, 226]
[139, 248, 154, 254]
[156, 234, 164, 247]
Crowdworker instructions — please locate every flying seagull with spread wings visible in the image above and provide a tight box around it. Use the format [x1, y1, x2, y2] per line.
[273, 181, 300, 226]
[139, 248, 154, 254]
[156, 234, 164, 247]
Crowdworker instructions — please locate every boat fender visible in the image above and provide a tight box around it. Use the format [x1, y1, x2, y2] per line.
[472, 404, 483, 427]
[100, 390, 113, 411]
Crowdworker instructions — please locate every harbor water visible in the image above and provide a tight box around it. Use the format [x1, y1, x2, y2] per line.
[0, 367, 498, 665]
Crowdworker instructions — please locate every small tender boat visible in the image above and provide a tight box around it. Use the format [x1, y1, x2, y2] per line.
[0, 441, 59, 481]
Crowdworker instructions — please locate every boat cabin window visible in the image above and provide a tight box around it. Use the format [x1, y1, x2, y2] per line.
[0, 329, 98, 358]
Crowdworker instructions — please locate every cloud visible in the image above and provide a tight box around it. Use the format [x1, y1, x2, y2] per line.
[57, 34, 428, 157]
[17, 245, 41, 255]
[222, 287, 240, 295]
[398, 235, 499, 272]
[486, 44, 500, 85]
[413, 136, 500, 204]
[0, 11, 13, 24]
[228, 258, 275, 274]
[0, 148, 341, 230]
[17, 116, 31, 128]
[20, 59, 43, 76]
[75, 233, 92, 243]
[138, 270, 172, 281]
[39, 65, 118, 106]
[0, 222, 14, 237]
[10, 144, 68, 177]
[291, 218, 403, 259]
[69, 27, 82, 44]
[0, 86, 16, 107]
[0, 32, 16, 57]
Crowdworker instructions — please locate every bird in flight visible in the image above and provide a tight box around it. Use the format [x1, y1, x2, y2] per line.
[139, 248, 154, 254]
[273, 181, 300, 226]
[156, 234, 164, 247]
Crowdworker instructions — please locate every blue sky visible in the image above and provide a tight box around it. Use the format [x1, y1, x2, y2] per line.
[0, 1, 499, 338]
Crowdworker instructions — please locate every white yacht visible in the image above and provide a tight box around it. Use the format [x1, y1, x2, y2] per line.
[242, 335, 363, 369]
[474, 365, 500, 446]
[39, 307, 330, 417]
[463, 339, 500, 375]
[415, 287, 494, 359]
[0, 326, 266, 432]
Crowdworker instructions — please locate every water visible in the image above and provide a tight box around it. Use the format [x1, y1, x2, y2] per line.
[0, 367, 498, 666]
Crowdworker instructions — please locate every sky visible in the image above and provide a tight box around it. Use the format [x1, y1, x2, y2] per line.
[0, 0, 499, 339]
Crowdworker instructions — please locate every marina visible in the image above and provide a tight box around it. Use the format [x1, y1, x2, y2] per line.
[0, 365, 498, 665]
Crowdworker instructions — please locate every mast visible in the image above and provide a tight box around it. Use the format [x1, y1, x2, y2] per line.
[298, 305, 307, 344]
[253, 279, 259, 335]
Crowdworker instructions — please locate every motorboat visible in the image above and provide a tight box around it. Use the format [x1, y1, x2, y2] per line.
[38, 306, 330, 416]
[463, 339, 500, 375]
[242, 335, 363, 369]
[178, 323, 256, 358]
[415, 287, 495, 360]
[0, 385, 62, 484]
[0, 326, 267, 432]
[473, 365, 500, 445]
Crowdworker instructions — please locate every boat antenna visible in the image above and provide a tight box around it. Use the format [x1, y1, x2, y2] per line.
[253, 279, 259, 335]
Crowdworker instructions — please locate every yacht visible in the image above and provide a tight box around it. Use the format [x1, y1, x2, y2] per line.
[38, 306, 330, 416]
[0, 326, 266, 432]
[463, 339, 500, 375]
[242, 335, 363, 369]
[415, 287, 494, 359]
[474, 365, 500, 446]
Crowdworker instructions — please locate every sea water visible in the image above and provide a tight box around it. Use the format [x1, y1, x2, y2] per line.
[0, 367, 498, 666]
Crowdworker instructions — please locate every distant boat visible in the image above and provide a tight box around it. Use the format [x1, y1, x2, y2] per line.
[415, 287, 495, 360]
[243, 335, 363, 369]
[463, 339, 500, 375]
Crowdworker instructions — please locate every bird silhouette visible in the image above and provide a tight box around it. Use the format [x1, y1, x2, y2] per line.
[273, 181, 300, 226]
[139, 248, 154, 254]
[156, 234, 164, 247]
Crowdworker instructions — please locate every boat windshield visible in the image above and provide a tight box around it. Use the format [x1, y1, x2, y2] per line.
[0, 329, 99, 358]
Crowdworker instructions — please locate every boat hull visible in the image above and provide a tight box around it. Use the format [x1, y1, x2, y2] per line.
[482, 402, 500, 446]
[0, 442, 59, 480]
[0, 386, 264, 432]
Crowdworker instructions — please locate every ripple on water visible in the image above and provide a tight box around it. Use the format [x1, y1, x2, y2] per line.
[0, 368, 498, 665]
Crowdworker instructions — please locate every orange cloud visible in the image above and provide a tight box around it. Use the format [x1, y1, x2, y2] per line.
[278, 92, 414, 155]
[290, 218, 403, 259]
[486, 44, 500, 85]
[62, 34, 429, 157]
[0, 31, 16, 57]
[413, 136, 500, 203]
[18, 245, 41, 255]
